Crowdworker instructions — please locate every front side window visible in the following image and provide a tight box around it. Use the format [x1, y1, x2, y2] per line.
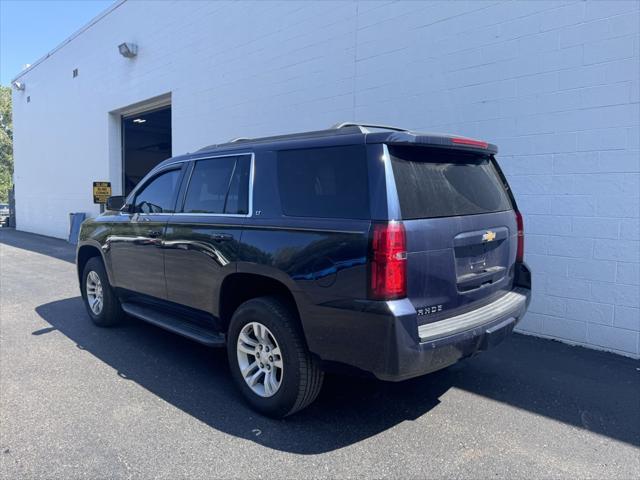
[276, 145, 370, 219]
[133, 169, 181, 214]
[183, 155, 251, 214]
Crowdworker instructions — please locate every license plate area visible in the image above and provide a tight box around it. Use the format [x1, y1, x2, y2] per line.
[453, 227, 509, 292]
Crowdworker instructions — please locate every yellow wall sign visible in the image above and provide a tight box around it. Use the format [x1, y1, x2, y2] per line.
[93, 181, 112, 204]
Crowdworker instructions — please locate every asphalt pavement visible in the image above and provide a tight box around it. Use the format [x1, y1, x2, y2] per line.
[1, 228, 638, 479]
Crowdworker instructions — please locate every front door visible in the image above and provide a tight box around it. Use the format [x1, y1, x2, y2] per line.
[108, 166, 183, 300]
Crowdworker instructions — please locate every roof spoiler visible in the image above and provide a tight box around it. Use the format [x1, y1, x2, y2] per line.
[379, 132, 498, 155]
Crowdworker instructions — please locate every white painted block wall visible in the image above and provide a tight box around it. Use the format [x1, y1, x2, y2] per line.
[12, 0, 640, 356]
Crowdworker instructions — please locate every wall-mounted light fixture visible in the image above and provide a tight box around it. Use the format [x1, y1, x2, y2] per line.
[118, 42, 138, 58]
[11, 81, 25, 91]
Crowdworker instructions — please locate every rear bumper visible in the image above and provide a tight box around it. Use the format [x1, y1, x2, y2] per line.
[375, 286, 530, 381]
[304, 268, 531, 382]
[418, 288, 528, 343]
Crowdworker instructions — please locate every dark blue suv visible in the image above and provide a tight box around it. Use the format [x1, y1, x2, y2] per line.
[76, 123, 531, 417]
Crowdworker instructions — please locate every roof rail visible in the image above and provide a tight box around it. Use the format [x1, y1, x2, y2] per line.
[331, 122, 407, 133]
[197, 126, 361, 152]
[198, 123, 402, 153]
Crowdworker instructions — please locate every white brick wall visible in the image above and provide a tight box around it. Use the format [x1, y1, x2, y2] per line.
[12, 0, 640, 356]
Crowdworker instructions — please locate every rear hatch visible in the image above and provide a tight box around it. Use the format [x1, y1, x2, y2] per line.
[387, 144, 518, 324]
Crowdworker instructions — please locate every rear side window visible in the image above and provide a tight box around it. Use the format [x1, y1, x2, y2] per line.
[277, 145, 369, 219]
[183, 155, 251, 214]
[389, 145, 512, 219]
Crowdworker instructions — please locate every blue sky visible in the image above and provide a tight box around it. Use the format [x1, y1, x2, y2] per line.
[1, 0, 114, 85]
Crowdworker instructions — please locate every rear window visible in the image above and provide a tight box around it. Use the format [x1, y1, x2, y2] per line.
[389, 145, 512, 219]
[277, 145, 369, 219]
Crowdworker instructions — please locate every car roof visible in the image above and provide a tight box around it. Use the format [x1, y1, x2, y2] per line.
[155, 123, 498, 170]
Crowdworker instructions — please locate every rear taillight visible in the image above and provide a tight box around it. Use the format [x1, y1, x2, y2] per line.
[370, 222, 407, 300]
[515, 210, 524, 262]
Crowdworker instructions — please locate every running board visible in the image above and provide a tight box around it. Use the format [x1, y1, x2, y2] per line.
[121, 302, 226, 347]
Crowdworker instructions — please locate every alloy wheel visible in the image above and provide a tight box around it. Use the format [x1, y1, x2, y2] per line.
[85, 271, 104, 315]
[236, 322, 284, 397]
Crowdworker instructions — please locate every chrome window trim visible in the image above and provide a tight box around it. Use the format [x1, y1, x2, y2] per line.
[120, 152, 255, 218]
[158, 157, 191, 169]
[382, 144, 401, 220]
[176, 152, 255, 218]
[119, 212, 171, 217]
[172, 213, 251, 218]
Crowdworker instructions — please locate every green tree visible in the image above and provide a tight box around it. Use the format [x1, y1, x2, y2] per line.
[0, 85, 13, 203]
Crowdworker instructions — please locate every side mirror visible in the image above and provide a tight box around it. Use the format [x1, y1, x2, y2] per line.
[105, 195, 126, 211]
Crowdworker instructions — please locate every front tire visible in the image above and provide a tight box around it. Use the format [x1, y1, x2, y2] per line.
[81, 257, 124, 327]
[227, 296, 324, 418]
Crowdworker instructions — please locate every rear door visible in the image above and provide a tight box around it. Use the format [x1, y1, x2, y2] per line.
[387, 145, 517, 323]
[163, 154, 252, 318]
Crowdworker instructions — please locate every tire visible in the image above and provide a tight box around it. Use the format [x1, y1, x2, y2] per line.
[81, 257, 125, 327]
[227, 296, 324, 418]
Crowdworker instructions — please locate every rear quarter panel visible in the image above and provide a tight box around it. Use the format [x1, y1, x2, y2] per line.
[236, 217, 375, 367]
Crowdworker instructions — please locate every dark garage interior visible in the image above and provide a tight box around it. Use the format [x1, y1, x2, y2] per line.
[122, 106, 172, 195]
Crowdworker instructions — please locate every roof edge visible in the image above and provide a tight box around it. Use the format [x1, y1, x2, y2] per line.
[11, 0, 127, 82]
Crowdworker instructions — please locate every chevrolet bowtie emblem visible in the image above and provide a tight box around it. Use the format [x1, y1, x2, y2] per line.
[482, 230, 496, 242]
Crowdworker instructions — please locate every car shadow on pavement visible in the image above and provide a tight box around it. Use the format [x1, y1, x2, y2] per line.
[35, 297, 640, 453]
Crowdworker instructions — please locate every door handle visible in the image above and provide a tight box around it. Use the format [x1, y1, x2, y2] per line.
[147, 230, 162, 238]
[211, 233, 233, 242]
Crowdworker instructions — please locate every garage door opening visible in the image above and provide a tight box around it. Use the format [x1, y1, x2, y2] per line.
[122, 106, 172, 195]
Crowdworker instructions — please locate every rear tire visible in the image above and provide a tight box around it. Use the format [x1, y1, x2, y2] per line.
[227, 296, 324, 418]
[81, 257, 125, 327]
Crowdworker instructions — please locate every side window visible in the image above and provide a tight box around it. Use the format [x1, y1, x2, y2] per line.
[183, 155, 251, 214]
[223, 156, 251, 215]
[277, 145, 370, 219]
[133, 169, 181, 214]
